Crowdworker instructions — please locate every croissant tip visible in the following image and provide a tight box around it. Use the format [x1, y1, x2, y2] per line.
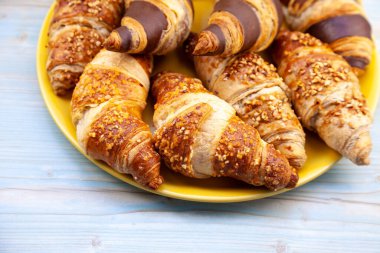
[359, 157, 370, 166]
[345, 131, 372, 166]
[286, 168, 299, 189]
[148, 175, 164, 190]
[354, 150, 371, 166]
[288, 157, 307, 170]
[192, 33, 217, 56]
[104, 32, 121, 52]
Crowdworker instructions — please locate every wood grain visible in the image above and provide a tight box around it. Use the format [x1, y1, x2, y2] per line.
[0, 0, 380, 252]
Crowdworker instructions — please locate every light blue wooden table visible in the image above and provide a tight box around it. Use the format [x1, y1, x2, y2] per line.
[1, 1, 380, 252]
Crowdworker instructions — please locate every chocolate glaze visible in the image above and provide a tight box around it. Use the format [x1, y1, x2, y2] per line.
[214, 0, 260, 51]
[204, 24, 226, 55]
[272, 0, 284, 33]
[280, 0, 290, 5]
[125, 1, 168, 53]
[344, 55, 369, 70]
[307, 14, 372, 43]
[116, 26, 132, 52]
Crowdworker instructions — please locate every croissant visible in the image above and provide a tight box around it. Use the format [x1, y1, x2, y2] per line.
[104, 0, 194, 55]
[47, 0, 124, 96]
[152, 72, 298, 191]
[272, 31, 372, 165]
[71, 49, 163, 189]
[185, 35, 306, 169]
[280, 0, 374, 75]
[192, 0, 283, 56]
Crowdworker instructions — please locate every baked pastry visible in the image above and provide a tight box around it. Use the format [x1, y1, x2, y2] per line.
[272, 31, 372, 165]
[104, 0, 194, 55]
[280, 0, 374, 75]
[152, 72, 298, 191]
[186, 35, 306, 169]
[47, 0, 124, 95]
[192, 0, 283, 56]
[71, 49, 163, 189]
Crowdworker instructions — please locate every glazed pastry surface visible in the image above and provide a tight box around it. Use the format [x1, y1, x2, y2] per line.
[272, 31, 372, 165]
[72, 49, 163, 189]
[47, 0, 123, 95]
[152, 72, 299, 191]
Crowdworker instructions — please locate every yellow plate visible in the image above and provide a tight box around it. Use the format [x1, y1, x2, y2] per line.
[37, 0, 380, 203]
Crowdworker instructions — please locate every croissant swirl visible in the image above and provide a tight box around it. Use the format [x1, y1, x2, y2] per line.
[47, 0, 124, 95]
[104, 0, 194, 55]
[280, 0, 374, 75]
[186, 36, 306, 169]
[272, 31, 372, 165]
[152, 72, 298, 191]
[71, 50, 163, 189]
[192, 0, 283, 56]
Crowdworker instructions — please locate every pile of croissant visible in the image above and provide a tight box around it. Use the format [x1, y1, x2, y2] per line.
[47, 0, 374, 191]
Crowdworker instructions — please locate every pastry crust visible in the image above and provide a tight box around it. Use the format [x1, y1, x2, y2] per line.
[272, 31, 373, 165]
[104, 0, 194, 55]
[47, 0, 123, 96]
[152, 72, 299, 191]
[71, 50, 163, 189]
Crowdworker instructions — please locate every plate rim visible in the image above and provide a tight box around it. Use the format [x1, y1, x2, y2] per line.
[36, 2, 380, 203]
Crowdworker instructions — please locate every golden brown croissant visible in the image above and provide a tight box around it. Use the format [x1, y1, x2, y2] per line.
[280, 0, 374, 75]
[104, 0, 194, 55]
[152, 72, 298, 191]
[192, 0, 283, 56]
[185, 35, 306, 169]
[272, 31, 372, 165]
[71, 49, 163, 189]
[47, 0, 124, 96]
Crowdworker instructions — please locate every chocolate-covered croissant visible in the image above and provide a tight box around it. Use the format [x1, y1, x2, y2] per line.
[192, 0, 283, 56]
[280, 0, 374, 75]
[104, 0, 194, 55]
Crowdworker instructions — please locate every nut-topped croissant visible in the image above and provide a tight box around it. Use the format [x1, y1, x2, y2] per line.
[71, 49, 163, 189]
[185, 35, 306, 169]
[280, 0, 374, 75]
[272, 31, 372, 165]
[47, 0, 124, 96]
[192, 0, 283, 56]
[152, 72, 298, 191]
[104, 0, 194, 55]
